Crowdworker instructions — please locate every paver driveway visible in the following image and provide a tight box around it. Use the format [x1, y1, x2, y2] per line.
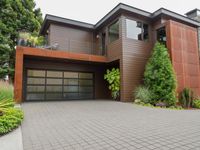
[21, 100, 200, 150]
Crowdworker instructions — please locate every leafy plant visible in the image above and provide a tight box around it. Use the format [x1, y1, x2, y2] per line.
[104, 68, 120, 99]
[18, 32, 45, 47]
[144, 42, 177, 106]
[0, 108, 23, 135]
[0, 80, 23, 135]
[179, 88, 193, 108]
[134, 86, 152, 104]
[193, 99, 200, 109]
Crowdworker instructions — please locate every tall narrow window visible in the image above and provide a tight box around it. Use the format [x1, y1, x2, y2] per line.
[109, 20, 119, 43]
[126, 19, 149, 41]
[157, 27, 166, 46]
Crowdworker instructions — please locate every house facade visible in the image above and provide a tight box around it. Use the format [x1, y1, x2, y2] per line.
[14, 3, 200, 103]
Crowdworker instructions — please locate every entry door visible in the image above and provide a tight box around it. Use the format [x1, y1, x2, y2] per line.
[25, 69, 94, 101]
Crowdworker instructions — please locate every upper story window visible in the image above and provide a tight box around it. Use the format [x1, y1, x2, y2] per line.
[126, 19, 149, 41]
[109, 20, 119, 43]
[157, 27, 166, 46]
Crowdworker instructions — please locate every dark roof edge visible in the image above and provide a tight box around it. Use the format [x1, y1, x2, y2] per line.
[39, 14, 95, 34]
[40, 3, 200, 35]
[185, 8, 200, 15]
[95, 3, 152, 28]
[152, 8, 200, 26]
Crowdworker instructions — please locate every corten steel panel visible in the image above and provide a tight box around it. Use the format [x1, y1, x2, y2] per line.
[14, 47, 24, 103]
[14, 46, 108, 103]
[120, 16, 154, 102]
[166, 20, 200, 95]
[23, 58, 110, 100]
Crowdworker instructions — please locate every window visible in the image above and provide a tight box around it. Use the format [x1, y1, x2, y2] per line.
[157, 27, 166, 46]
[126, 19, 149, 41]
[109, 20, 119, 43]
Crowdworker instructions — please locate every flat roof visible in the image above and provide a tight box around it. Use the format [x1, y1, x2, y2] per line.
[40, 3, 200, 34]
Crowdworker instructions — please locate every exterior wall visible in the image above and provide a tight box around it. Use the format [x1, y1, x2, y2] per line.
[166, 20, 200, 96]
[120, 16, 154, 101]
[106, 17, 123, 62]
[23, 58, 110, 100]
[49, 24, 95, 54]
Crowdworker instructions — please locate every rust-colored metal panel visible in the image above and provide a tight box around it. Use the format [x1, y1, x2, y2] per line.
[23, 58, 110, 100]
[14, 47, 24, 103]
[14, 46, 108, 103]
[166, 20, 200, 95]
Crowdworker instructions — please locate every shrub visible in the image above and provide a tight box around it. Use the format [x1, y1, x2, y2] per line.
[144, 42, 177, 106]
[104, 68, 120, 99]
[134, 86, 152, 104]
[0, 80, 24, 135]
[179, 88, 193, 108]
[0, 108, 23, 135]
[193, 99, 200, 109]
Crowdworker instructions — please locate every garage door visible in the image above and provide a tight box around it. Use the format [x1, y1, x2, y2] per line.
[25, 69, 94, 101]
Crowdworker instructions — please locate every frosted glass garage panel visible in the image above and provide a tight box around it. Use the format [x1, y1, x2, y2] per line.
[64, 86, 78, 92]
[46, 78, 62, 85]
[79, 79, 93, 86]
[79, 73, 93, 79]
[27, 70, 45, 77]
[64, 72, 78, 78]
[27, 86, 45, 92]
[64, 79, 78, 85]
[27, 78, 45, 84]
[47, 71, 63, 78]
[26, 93, 45, 100]
[46, 86, 62, 92]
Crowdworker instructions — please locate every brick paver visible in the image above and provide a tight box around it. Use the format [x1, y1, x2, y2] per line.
[21, 100, 200, 150]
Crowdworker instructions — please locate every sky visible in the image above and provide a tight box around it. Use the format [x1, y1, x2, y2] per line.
[35, 0, 200, 24]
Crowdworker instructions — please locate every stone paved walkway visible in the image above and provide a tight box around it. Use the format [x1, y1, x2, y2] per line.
[21, 100, 200, 150]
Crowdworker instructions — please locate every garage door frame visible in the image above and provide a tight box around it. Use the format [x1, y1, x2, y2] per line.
[24, 68, 95, 101]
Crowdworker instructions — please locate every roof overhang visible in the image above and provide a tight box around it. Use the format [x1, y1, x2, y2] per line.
[40, 15, 95, 35]
[40, 3, 200, 35]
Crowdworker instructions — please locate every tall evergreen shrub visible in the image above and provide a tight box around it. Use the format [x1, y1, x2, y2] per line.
[144, 42, 177, 106]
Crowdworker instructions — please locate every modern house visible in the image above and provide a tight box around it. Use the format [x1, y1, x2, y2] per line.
[14, 3, 200, 103]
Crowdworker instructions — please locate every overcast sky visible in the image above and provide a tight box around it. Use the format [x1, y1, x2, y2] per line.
[35, 0, 200, 24]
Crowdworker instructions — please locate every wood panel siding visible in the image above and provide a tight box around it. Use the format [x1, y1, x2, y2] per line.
[120, 16, 153, 101]
[166, 20, 200, 95]
[49, 24, 95, 54]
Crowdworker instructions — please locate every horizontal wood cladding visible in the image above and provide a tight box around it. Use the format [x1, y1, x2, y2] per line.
[166, 20, 200, 95]
[49, 24, 95, 54]
[107, 39, 122, 61]
[120, 16, 153, 101]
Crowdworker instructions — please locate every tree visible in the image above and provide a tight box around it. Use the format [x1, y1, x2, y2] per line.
[104, 68, 120, 100]
[144, 42, 177, 106]
[0, 0, 43, 81]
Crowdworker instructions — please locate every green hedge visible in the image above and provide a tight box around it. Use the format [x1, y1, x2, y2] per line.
[0, 80, 24, 135]
[0, 108, 24, 135]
